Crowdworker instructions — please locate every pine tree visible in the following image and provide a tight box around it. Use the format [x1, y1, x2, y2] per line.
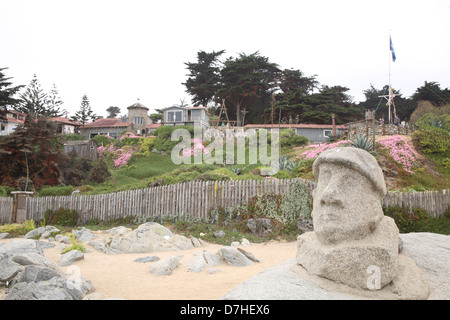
[16, 74, 62, 117]
[47, 83, 65, 116]
[0, 67, 24, 121]
[71, 94, 97, 126]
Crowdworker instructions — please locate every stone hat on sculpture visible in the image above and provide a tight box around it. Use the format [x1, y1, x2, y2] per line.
[312, 147, 387, 199]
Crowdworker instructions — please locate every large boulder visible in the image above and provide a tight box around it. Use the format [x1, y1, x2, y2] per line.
[5, 275, 95, 300]
[90, 222, 204, 254]
[222, 233, 449, 300]
[5, 281, 73, 300]
[59, 250, 84, 267]
[0, 239, 45, 259]
[14, 265, 63, 284]
[72, 227, 96, 242]
[0, 258, 24, 284]
[0, 239, 95, 300]
[11, 252, 62, 272]
[24, 226, 60, 240]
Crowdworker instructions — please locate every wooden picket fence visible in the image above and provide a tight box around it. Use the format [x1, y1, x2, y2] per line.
[0, 179, 448, 224]
[381, 189, 449, 219]
[23, 179, 316, 224]
[0, 197, 14, 224]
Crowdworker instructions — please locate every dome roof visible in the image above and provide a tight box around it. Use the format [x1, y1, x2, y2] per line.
[127, 101, 149, 110]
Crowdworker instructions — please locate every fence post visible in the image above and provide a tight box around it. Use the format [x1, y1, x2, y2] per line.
[10, 191, 34, 223]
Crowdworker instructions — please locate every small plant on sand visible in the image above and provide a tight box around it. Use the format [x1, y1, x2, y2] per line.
[61, 232, 86, 254]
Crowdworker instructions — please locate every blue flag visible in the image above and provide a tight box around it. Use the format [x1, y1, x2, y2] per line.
[390, 36, 396, 62]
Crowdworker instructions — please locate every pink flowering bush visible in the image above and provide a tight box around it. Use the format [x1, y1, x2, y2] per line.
[180, 138, 210, 158]
[113, 150, 133, 168]
[119, 132, 140, 141]
[98, 144, 135, 169]
[378, 135, 420, 174]
[298, 140, 351, 159]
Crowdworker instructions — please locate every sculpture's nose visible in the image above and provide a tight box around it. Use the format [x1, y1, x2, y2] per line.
[319, 180, 344, 208]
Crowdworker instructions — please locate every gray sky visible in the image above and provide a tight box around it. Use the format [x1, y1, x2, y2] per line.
[1, 0, 449, 118]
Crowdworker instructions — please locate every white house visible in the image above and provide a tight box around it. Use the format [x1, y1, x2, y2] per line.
[48, 117, 79, 134]
[163, 106, 209, 129]
[0, 110, 79, 136]
[0, 110, 25, 136]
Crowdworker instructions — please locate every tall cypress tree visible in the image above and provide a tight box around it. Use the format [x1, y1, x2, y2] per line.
[184, 50, 225, 107]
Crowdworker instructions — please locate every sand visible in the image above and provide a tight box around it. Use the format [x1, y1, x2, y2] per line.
[0, 236, 297, 300]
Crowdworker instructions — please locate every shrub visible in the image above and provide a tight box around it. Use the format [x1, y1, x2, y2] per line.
[38, 185, 74, 197]
[415, 113, 450, 131]
[44, 207, 79, 226]
[412, 127, 450, 154]
[86, 158, 111, 184]
[153, 125, 195, 153]
[409, 101, 437, 127]
[61, 233, 86, 254]
[383, 206, 430, 233]
[92, 134, 113, 147]
[291, 159, 314, 177]
[0, 186, 14, 197]
[280, 129, 308, 148]
[135, 136, 156, 157]
[0, 220, 35, 236]
[280, 179, 312, 220]
[273, 170, 292, 179]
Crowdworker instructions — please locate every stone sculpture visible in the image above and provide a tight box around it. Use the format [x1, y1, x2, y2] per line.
[296, 147, 429, 298]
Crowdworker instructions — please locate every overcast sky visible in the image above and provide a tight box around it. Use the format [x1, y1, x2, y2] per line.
[1, 0, 449, 118]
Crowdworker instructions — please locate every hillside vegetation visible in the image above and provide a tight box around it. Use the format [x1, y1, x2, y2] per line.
[27, 126, 449, 198]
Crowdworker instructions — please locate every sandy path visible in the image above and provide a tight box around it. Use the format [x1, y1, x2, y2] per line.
[1, 237, 297, 300]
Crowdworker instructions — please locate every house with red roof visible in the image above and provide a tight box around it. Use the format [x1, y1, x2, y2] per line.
[80, 101, 162, 139]
[1, 109, 80, 136]
[48, 116, 80, 134]
[0, 109, 25, 136]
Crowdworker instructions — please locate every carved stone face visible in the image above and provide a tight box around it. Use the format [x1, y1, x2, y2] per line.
[312, 162, 384, 245]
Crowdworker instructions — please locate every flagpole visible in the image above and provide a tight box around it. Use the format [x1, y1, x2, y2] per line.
[378, 31, 395, 124]
[388, 31, 392, 124]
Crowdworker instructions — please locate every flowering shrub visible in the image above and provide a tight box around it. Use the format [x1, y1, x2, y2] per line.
[180, 138, 210, 158]
[378, 135, 420, 174]
[113, 148, 134, 168]
[98, 144, 135, 169]
[119, 132, 140, 141]
[298, 140, 351, 159]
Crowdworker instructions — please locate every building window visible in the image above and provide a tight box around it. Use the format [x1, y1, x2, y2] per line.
[133, 117, 144, 125]
[167, 111, 182, 122]
[323, 130, 332, 138]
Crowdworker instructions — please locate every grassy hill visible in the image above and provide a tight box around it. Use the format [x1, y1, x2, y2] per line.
[31, 131, 449, 198]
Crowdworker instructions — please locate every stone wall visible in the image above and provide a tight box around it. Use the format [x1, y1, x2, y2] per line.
[347, 120, 412, 139]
